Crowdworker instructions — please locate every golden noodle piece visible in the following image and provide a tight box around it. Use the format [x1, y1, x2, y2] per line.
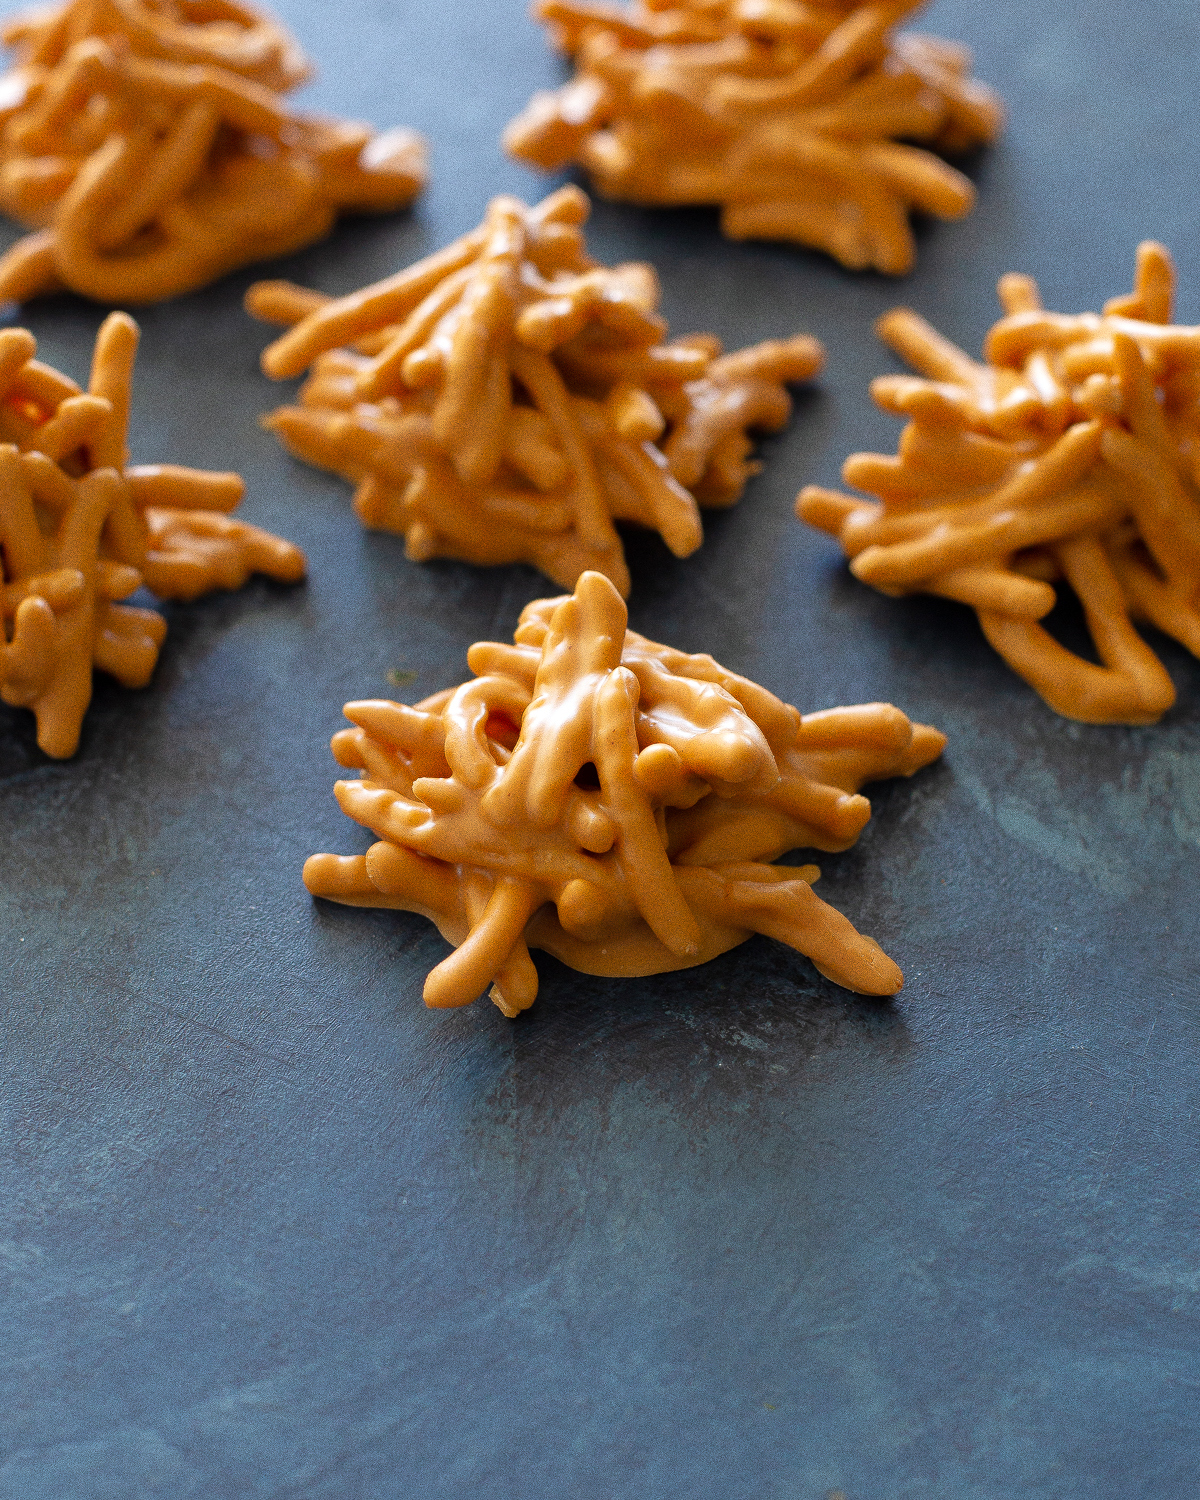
[0, 0, 426, 303]
[303, 569, 944, 1014]
[0, 313, 305, 757]
[249, 187, 823, 596]
[797, 242, 1200, 724]
[505, 0, 1004, 275]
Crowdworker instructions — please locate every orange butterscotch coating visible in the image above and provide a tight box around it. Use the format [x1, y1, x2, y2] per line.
[0, 0, 427, 303]
[303, 570, 945, 1015]
[248, 186, 823, 596]
[0, 312, 305, 758]
[504, 0, 1004, 275]
[797, 243, 1200, 725]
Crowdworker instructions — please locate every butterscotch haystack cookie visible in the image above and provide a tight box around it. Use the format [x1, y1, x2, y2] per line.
[249, 186, 823, 595]
[303, 570, 944, 1014]
[0, 313, 305, 757]
[0, 0, 427, 303]
[505, 0, 1004, 275]
[797, 243, 1200, 724]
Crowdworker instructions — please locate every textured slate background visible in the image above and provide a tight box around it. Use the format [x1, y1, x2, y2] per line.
[2, 2, 1198, 1496]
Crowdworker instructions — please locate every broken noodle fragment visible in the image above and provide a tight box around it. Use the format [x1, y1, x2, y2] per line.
[249, 186, 823, 595]
[505, 0, 1004, 275]
[797, 242, 1200, 723]
[0, 0, 427, 302]
[0, 313, 305, 757]
[303, 570, 944, 1015]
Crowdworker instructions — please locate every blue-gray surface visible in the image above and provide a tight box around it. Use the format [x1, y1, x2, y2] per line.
[2, 1, 1198, 1496]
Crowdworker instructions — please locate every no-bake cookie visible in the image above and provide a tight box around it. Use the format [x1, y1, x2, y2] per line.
[505, 0, 1004, 275]
[303, 569, 944, 1014]
[797, 243, 1200, 724]
[0, 313, 305, 757]
[249, 185, 823, 595]
[0, 0, 427, 302]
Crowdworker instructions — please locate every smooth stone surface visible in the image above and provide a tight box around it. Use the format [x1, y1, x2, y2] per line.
[2, 2, 1198, 1496]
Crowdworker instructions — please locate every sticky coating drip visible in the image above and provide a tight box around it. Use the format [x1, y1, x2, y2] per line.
[303, 569, 945, 1015]
[504, 0, 1004, 275]
[248, 187, 824, 596]
[0, 313, 305, 757]
[797, 242, 1200, 724]
[0, 0, 427, 302]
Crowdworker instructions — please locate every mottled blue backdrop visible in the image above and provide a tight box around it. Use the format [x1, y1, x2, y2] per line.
[1, 1, 1198, 1496]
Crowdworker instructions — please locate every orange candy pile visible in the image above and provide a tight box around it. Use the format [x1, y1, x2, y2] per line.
[303, 570, 944, 1015]
[505, 0, 1004, 274]
[248, 186, 823, 596]
[798, 243, 1200, 724]
[0, 313, 305, 757]
[0, 0, 427, 302]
